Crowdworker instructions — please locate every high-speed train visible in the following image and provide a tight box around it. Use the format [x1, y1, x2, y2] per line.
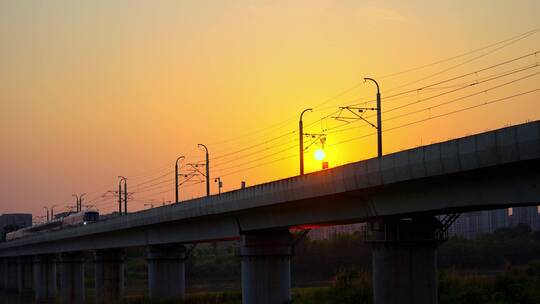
[5, 210, 99, 241]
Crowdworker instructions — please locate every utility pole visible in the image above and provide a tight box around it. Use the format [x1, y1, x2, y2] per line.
[299, 108, 313, 175]
[43, 206, 49, 222]
[79, 193, 86, 212]
[214, 177, 223, 195]
[50, 204, 57, 220]
[72, 193, 86, 212]
[175, 156, 185, 204]
[119, 176, 127, 215]
[364, 77, 382, 158]
[198, 144, 210, 197]
[118, 180, 122, 215]
[72, 194, 79, 212]
[71, 194, 81, 212]
[124, 179, 128, 215]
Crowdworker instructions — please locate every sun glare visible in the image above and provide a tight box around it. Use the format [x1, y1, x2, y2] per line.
[314, 149, 326, 161]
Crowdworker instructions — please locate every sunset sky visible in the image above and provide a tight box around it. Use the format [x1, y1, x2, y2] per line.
[1, 1, 539, 219]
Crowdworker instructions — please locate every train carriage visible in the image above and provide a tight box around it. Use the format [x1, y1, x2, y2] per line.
[5, 211, 99, 241]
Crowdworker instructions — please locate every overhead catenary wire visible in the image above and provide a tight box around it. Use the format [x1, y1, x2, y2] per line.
[213, 140, 300, 175]
[131, 180, 205, 202]
[334, 69, 540, 135]
[299, 59, 539, 139]
[90, 86, 540, 210]
[212, 61, 539, 175]
[183, 46, 540, 167]
[339, 50, 540, 109]
[324, 66, 540, 136]
[311, 27, 540, 111]
[73, 29, 540, 212]
[216, 88, 540, 178]
[85, 149, 201, 207]
[208, 51, 540, 169]
[380, 29, 540, 95]
[127, 147, 199, 182]
[168, 47, 540, 173]
[328, 88, 540, 148]
[121, 48, 537, 204]
[376, 27, 540, 79]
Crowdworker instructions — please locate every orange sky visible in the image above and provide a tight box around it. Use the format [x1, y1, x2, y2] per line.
[1, 1, 539, 219]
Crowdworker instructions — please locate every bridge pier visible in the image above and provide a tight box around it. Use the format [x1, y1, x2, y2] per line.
[33, 255, 58, 304]
[95, 249, 125, 304]
[367, 217, 442, 304]
[240, 230, 293, 304]
[4, 257, 19, 292]
[146, 244, 187, 301]
[60, 252, 86, 304]
[17, 256, 34, 294]
[0, 258, 7, 290]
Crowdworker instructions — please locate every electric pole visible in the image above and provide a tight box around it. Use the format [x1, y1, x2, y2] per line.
[198, 144, 210, 197]
[118, 180, 122, 215]
[124, 179, 128, 215]
[50, 204, 57, 220]
[119, 176, 127, 215]
[364, 77, 382, 157]
[79, 193, 86, 212]
[43, 206, 49, 222]
[175, 156, 185, 204]
[72, 194, 79, 212]
[214, 177, 223, 195]
[299, 108, 313, 175]
[72, 193, 86, 212]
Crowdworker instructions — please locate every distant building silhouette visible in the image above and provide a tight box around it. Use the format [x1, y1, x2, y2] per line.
[0, 213, 32, 230]
[0, 213, 32, 241]
[307, 206, 540, 240]
[509, 206, 540, 231]
[447, 206, 539, 239]
[308, 223, 367, 240]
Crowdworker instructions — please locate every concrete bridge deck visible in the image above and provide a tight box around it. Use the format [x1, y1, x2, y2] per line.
[1, 121, 539, 256]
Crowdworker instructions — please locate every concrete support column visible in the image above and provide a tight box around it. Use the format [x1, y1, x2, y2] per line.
[60, 252, 86, 304]
[17, 256, 34, 294]
[146, 244, 186, 301]
[0, 258, 6, 289]
[367, 217, 442, 304]
[33, 255, 58, 304]
[240, 230, 293, 304]
[94, 249, 125, 304]
[5, 257, 19, 292]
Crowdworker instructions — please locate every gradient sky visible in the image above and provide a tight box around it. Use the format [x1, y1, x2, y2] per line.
[1, 0, 539, 219]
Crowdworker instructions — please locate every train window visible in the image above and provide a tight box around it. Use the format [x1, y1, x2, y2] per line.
[84, 212, 99, 222]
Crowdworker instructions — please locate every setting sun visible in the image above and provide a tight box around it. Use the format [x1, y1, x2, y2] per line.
[314, 149, 326, 161]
